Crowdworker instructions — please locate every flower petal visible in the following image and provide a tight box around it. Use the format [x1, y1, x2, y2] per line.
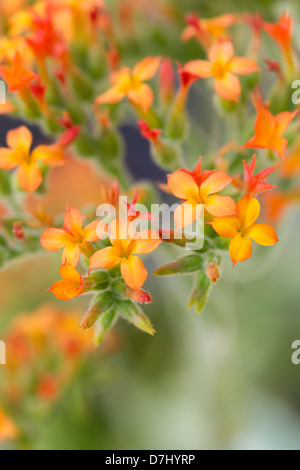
[59, 262, 82, 282]
[17, 162, 42, 193]
[49, 280, 83, 301]
[7, 126, 32, 152]
[214, 73, 241, 101]
[237, 197, 260, 228]
[121, 255, 148, 289]
[40, 228, 73, 251]
[127, 83, 154, 112]
[133, 56, 161, 81]
[131, 231, 161, 254]
[246, 223, 279, 246]
[167, 170, 200, 201]
[208, 41, 234, 63]
[62, 244, 81, 268]
[83, 220, 103, 242]
[205, 195, 236, 217]
[229, 234, 253, 266]
[209, 215, 241, 237]
[274, 111, 297, 137]
[200, 171, 233, 199]
[184, 60, 213, 78]
[95, 86, 125, 105]
[174, 201, 203, 230]
[31, 145, 65, 167]
[0, 148, 23, 169]
[229, 57, 259, 75]
[89, 247, 121, 272]
[64, 205, 83, 236]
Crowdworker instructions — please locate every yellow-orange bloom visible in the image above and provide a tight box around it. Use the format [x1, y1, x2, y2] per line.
[184, 41, 259, 102]
[243, 106, 297, 159]
[95, 56, 161, 112]
[167, 158, 236, 230]
[0, 407, 18, 444]
[210, 197, 278, 267]
[89, 219, 161, 289]
[0, 126, 65, 193]
[48, 262, 84, 301]
[41, 205, 106, 267]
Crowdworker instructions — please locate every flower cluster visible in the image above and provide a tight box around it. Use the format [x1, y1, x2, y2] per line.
[0, 1, 299, 360]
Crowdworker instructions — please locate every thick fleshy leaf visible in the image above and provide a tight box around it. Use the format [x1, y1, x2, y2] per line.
[133, 56, 161, 81]
[31, 144, 65, 167]
[230, 57, 259, 75]
[205, 194, 236, 217]
[120, 255, 148, 289]
[237, 197, 260, 228]
[209, 215, 241, 237]
[62, 244, 81, 268]
[40, 228, 73, 251]
[229, 234, 253, 266]
[127, 83, 154, 112]
[89, 247, 121, 272]
[214, 73, 241, 101]
[7, 126, 32, 152]
[200, 171, 233, 199]
[17, 161, 42, 193]
[168, 170, 200, 201]
[184, 60, 213, 78]
[246, 223, 279, 246]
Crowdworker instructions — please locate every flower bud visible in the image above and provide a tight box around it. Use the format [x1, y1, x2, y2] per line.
[154, 254, 203, 276]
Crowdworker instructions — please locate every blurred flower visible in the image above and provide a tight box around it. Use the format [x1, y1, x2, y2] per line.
[41, 205, 105, 267]
[263, 12, 294, 69]
[167, 157, 235, 230]
[210, 197, 278, 266]
[0, 408, 18, 444]
[95, 56, 161, 112]
[0, 52, 36, 92]
[48, 262, 85, 301]
[184, 41, 259, 102]
[0, 126, 65, 193]
[243, 106, 297, 158]
[89, 218, 161, 289]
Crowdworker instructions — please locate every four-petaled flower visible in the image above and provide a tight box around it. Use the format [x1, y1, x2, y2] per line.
[89, 219, 161, 289]
[0, 126, 65, 193]
[243, 106, 297, 159]
[48, 262, 85, 301]
[95, 56, 161, 112]
[209, 197, 278, 267]
[184, 40, 259, 101]
[167, 157, 236, 230]
[41, 205, 106, 267]
[0, 52, 37, 92]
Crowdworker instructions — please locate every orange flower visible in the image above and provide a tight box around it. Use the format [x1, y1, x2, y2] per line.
[48, 262, 85, 301]
[243, 106, 297, 159]
[0, 407, 18, 444]
[95, 56, 161, 112]
[210, 197, 278, 267]
[184, 41, 259, 102]
[244, 154, 277, 196]
[0, 52, 36, 92]
[263, 12, 294, 68]
[167, 157, 236, 230]
[182, 13, 241, 48]
[41, 205, 105, 267]
[280, 139, 300, 178]
[0, 126, 65, 193]
[89, 219, 161, 289]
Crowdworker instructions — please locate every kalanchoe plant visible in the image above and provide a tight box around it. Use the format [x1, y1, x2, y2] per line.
[0, 0, 299, 357]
